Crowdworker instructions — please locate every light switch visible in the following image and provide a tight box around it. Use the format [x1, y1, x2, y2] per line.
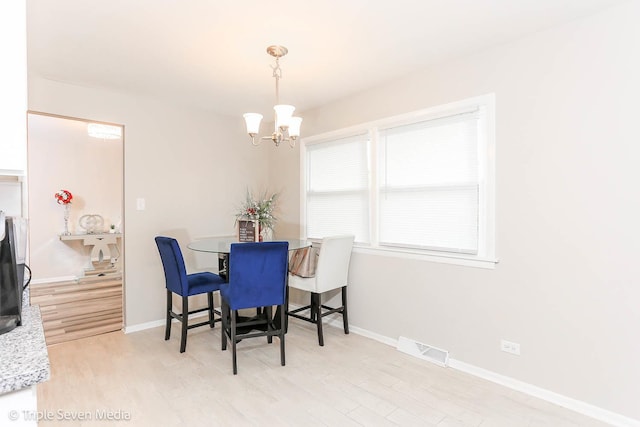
[136, 198, 145, 211]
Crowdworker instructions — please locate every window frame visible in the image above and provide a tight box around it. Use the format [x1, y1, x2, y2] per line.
[299, 94, 497, 269]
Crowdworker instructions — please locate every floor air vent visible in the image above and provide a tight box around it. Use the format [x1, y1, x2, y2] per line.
[396, 336, 449, 367]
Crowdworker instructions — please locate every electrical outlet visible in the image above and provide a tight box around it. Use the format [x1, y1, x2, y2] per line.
[136, 198, 146, 211]
[500, 339, 520, 355]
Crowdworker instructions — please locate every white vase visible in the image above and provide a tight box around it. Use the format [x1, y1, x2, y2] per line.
[62, 204, 71, 235]
[260, 226, 273, 241]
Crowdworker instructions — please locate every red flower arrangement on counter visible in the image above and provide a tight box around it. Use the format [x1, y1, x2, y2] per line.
[54, 189, 73, 205]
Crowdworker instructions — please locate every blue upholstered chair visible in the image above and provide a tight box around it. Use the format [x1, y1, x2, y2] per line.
[287, 235, 355, 346]
[155, 236, 225, 353]
[220, 241, 289, 374]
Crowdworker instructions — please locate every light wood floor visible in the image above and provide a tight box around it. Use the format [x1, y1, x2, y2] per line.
[38, 320, 609, 426]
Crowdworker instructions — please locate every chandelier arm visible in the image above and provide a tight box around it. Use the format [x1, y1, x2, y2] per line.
[250, 135, 262, 146]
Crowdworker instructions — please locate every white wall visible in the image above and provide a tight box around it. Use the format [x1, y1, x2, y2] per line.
[27, 114, 123, 279]
[0, 0, 27, 173]
[272, 1, 640, 422]
[28, 77, 268, 326]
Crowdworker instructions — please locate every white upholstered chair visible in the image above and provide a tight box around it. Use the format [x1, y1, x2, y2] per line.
[287, 235, 355, 346]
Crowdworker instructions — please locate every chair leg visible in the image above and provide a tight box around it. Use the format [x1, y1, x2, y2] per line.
[231, 310, 238, 375]
[208, 292, 215, 328]
[342, 286, 349, 335]
[221, 301, 228, 351]
[266, 306, 273, 344]
[310, 294, 316, 322]
[313, 292, 324, 346]
[279, 303, 286, 366]
[165, 290, 172, 341]
[284, 285, 290, 333]
[180, 296, 188, 353]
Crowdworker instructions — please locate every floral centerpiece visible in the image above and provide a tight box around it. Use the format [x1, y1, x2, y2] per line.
[54, 189, 73, 235]
[235, 190, 278, 239]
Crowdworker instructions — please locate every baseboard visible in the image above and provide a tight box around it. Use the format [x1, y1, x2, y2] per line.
[124, 310, 217, 334]
[288, 302, 399, 346]
[327, 317, 398, 347]
[124, 319, 165, 334]
[447, 359, 639, 427]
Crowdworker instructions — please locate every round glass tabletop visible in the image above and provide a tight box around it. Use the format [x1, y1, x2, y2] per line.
[188, 236, 310, 254]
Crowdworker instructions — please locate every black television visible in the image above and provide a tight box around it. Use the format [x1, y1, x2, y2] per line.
[0, 212, 27, 335]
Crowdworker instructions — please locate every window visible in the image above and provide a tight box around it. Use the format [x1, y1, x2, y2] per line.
[305, 133, 370, 242]
[301, 94, 496, 268]
[378, 111, 480, 254]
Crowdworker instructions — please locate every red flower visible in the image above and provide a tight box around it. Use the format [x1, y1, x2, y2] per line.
[55, 189, 73, 205]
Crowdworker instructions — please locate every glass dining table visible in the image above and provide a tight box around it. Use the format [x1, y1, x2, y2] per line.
[187, 236, 310, 332]
[188, 236, 310, 255]
[188, 236, 310, 281]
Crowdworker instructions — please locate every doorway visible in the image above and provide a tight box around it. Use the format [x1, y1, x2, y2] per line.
[26, 112, 124, 344]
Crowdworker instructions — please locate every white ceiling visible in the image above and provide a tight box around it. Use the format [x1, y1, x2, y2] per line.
[27, 0, 627, 118]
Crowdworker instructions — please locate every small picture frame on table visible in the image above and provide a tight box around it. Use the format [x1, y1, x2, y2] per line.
[237, 219, 259, 242]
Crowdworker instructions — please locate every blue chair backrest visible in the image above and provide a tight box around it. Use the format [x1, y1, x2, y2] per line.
[227, 241, 289, 310]
[155, 236, 188, 296]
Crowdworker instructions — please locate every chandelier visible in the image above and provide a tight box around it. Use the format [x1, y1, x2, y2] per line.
[243, 45, 302, 148]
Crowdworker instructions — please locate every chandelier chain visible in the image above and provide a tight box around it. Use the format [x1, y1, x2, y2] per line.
[270, 57, 282, 105]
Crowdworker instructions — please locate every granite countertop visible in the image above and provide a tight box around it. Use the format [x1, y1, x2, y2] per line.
[0, 306, 50, 394]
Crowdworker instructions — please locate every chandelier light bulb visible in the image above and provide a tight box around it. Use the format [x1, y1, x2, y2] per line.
[274, 105, 295, 129]
[243, 113, 263, 135]
[288, 117, 303, 138]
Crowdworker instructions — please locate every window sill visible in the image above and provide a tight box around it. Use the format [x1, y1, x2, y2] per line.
[352, 245, 498, 269]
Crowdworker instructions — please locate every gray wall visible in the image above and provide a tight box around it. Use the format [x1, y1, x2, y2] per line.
[271, 1, 640, 421]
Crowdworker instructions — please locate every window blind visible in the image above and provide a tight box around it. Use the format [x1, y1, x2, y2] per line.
[306, 134, 369, 242]
[378, 111, 480, 253]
